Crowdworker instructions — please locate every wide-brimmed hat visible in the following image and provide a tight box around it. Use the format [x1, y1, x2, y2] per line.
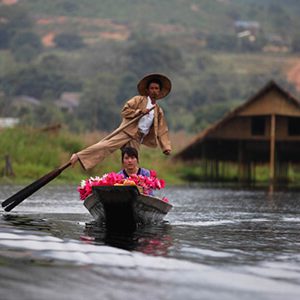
[137, 73, 172, 99]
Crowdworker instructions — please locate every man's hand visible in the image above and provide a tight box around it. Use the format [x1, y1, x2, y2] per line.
[142, 105, 156, 115]
[70, 153, 79, 166]
[163, 150, 171, 155]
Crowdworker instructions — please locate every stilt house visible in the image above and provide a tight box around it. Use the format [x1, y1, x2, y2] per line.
[175, 81, 300, 183]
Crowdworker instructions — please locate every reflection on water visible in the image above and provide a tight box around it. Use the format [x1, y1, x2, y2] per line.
[1, 185, 300, 300]
[1, 214, 174, 257]
[83, 221, 173, 256]
[2, 214, 52, 231]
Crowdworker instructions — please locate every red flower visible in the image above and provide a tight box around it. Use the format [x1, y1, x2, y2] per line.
[150, 170, 157, 177]
[162, 197, 169, 203]
[78, 171, 167, 200]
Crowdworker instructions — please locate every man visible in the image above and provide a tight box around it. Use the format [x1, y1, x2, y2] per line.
[70, 73, 172, 170]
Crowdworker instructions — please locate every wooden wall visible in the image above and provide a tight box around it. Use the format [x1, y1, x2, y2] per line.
[239, 90, 300, 117]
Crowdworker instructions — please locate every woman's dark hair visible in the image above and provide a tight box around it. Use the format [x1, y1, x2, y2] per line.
[121, 147, 139, 162]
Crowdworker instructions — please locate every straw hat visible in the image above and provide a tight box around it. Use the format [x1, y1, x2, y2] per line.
[137, 73, 172, 99]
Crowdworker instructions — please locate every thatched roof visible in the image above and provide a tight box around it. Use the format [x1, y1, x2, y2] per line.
[175, 80, 300, 160]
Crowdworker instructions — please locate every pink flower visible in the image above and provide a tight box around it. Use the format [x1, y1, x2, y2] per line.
[159, 179, 165, 189]
[150, 170, 157, 177]
[77, 171, 167, 201]
[162, 197, 169, 203]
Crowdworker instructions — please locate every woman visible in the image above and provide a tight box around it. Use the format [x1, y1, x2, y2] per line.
[118, 147, 150, 178]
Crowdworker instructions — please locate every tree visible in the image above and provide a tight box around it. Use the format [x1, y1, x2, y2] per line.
[126, 38, 184, 76]
[206, 34, 237, 51]
[39, 54, 65, 72]
[0, 65, 81, 98]
[0, 93, 11, 116]
[0, 5, 32, 31]
[0, 28, 11, 49]
[76, 73, 120, 131]
[267, 4, 292, 36]
[0, 5, 33, 49]
[291, 34, 300, 53]
[54, 33, 85, 50]
[191, 102, 236, 133]
[115, 72, 139, 106]
[10, 31, 43, 62]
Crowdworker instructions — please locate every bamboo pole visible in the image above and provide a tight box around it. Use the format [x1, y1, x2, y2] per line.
[269, 114, 276, 192]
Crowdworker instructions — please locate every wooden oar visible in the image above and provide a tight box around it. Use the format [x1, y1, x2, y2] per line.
[2, 107, 154, 212]
[2, 162, 71, 212]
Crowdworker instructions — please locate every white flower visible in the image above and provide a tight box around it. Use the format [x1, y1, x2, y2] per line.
[80, 180, 86, 188]
[101, 173, 108, 179]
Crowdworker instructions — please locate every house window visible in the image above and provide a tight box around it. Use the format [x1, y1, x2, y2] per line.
[288, 117, 300, 135]
[251, 116, 265, 136]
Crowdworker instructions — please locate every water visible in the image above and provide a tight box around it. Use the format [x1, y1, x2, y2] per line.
[1, 185, 300, 300]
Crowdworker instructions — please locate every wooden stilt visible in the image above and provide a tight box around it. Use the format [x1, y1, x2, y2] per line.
[2, 154, 15, 177]
[202, 144, 207, 180]
[269, 114, 276, 193]
[238, 140, 243, 182]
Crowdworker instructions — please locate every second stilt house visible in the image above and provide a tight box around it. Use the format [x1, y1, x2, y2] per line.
[175, 80, 300, 183]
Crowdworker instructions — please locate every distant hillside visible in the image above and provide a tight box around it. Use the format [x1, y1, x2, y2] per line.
[19, 0, 300, 36]
[1, 0, 300, 134]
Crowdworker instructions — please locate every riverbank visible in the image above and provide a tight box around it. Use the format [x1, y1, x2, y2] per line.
[0, 127, 186, 185]
[1, 127, 300, 187]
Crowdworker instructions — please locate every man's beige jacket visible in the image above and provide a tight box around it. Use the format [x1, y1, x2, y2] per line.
[76, 95, 171, 170]
[120, 95, 171, 152]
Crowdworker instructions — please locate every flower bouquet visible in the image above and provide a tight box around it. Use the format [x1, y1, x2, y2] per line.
[77, 170, 169, 202]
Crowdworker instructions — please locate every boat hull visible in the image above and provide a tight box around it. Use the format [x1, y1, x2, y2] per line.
[83, 186, 172, 229]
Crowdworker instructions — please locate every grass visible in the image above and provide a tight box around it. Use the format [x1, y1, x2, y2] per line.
[1, 127, 300, 189]
[0, 127, 188, 186]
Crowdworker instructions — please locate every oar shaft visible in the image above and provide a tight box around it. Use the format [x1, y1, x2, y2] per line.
[2, 107, 154, 211]
[101, 106, 155, 141]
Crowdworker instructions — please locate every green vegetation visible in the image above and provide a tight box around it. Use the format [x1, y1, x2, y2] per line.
[0, 127, 186, 185]
[17, 0, 300, 36]
[54, 33, 85, 50]
[1, 1, 300, 185]
[1, 0, 300, 133]
[1, 127, 300, 187]
[0, 127, 82, 182]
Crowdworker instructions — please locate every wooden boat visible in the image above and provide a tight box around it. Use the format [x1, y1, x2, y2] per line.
[83, 185, 172, 230]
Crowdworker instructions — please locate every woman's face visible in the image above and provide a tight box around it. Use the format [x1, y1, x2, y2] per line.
[122, 153, 138, 171]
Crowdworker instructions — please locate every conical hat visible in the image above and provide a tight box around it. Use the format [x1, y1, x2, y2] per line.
[137, 74, 172, 99]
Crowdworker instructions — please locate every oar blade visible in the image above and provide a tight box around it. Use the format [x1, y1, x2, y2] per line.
[2, 162, 71, 211]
